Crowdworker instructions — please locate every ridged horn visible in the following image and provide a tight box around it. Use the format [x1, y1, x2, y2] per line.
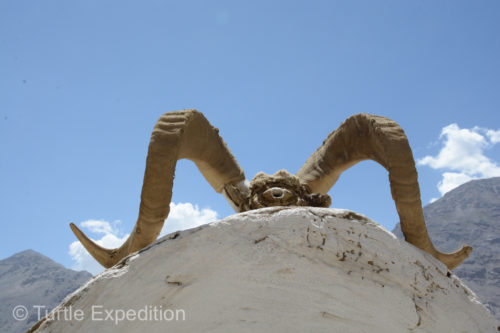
[71, 109, 246, 268]
[296, 113, 471, 270]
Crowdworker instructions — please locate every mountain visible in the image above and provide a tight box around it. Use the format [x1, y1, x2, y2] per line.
[0, 250, 92, 333]
[393, 177, 500, 321]
[30, 207, 498, 332]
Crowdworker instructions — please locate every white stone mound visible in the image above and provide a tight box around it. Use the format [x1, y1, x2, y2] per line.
[31, 208, 499, 333]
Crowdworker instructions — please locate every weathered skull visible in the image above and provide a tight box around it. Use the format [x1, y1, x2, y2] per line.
[243, 170, 331, 211]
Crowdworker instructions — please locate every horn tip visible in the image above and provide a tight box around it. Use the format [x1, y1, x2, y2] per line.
[69, 222, 82, 236]
[442, 244, 472, 270]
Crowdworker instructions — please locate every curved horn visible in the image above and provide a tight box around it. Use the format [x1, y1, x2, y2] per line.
[297, 113, 471, 270]
[71, 110, 246, 268]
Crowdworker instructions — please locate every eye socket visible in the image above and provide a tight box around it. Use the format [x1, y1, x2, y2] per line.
[271, 188, 284, 198]
[262, 187, 294, 202]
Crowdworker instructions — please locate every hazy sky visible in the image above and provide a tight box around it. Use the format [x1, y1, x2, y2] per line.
[1, 0, 499, 274]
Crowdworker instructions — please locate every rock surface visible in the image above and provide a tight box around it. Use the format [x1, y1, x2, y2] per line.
[393, 177, 500, 321]
[0, 250, 92, 333]
[31, 208, 498, 333]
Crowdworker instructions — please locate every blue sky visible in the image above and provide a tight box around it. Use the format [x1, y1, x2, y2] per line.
[1, 0, 499, 274]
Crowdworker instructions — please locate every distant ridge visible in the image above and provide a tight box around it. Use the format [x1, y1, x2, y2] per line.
[0, 249, 92, 333]
[393, 177, 500, 321]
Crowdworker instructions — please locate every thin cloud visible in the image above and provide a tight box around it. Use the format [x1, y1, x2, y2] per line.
[68, 203, 218, 275]
[79, 220, 114, 234]
[418, 124, 500, 199]
[159, 202, 218, 237]
[486, 129, 500, 144]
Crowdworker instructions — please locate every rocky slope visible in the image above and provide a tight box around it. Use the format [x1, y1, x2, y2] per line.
[30, 207, 498, 333]
[0, 250, 92, 333]
[393, 177, 500, 321]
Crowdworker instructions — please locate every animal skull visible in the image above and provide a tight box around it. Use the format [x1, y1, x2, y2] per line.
[223, 170, 331, 212]
[70, 110, 471, 270]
